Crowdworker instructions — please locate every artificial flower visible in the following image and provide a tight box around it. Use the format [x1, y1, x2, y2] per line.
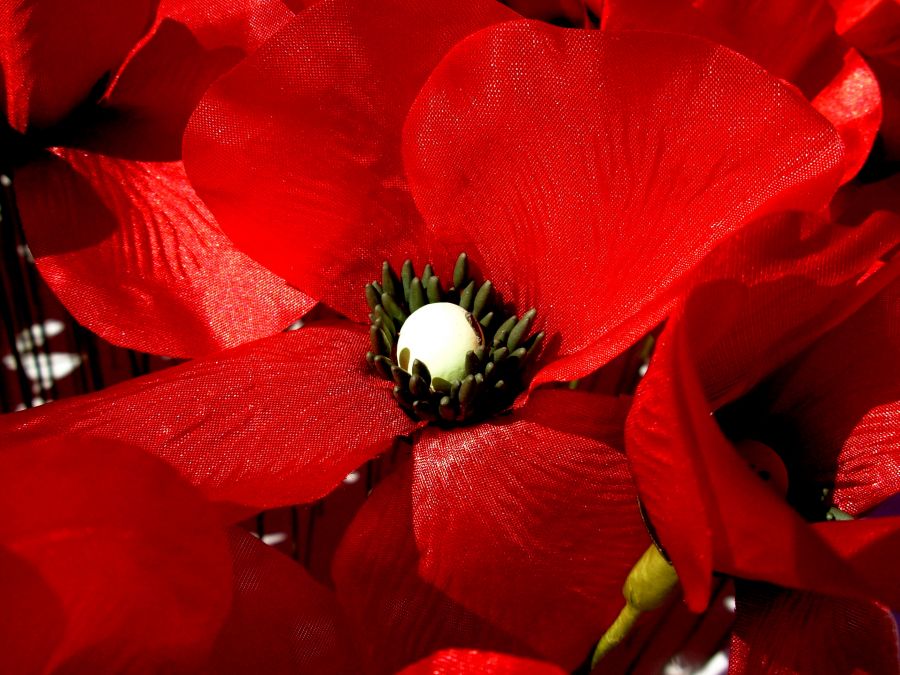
[0, 434, 357, 673]
[0, 0, 313, 356]
[625, 207, 900, 671]
[2, 0, 876, 669]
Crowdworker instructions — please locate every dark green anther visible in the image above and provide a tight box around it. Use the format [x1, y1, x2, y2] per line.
[401, 259, 415, 301]
[409, 278, 426, 313]
[464, 350, 480, 376]
[479, 311, 494, 328]
[381, 293, 407, 323]
[411, 359, 432, 387]
[492, 346, 509, 363]
[459, 280, 475, 311]
[409, 374, 430, 399]
[370, 323, 390, 356]
[494, 379, 507, 392]
[826, 506, 853, 521]
[422, 263, 434, 288]
[449, 379, 461, 401]
[393, 385, 414, 409]
[365, 351, 376, 366]
[439, 396, 456, 422]
[474, 346, 486, 363]
[426, 276, 443, 304]
[526, 331, 545, 358]
[493, 315, 518, 347]
[507, 308, 536, 351]
[382, 261, 400, 300]
[459, 374, 476, 408]
[484, 361, 495, 380]
[391, 366, 411, 390]
[472, 280, 492, 318]
[374, 305, 396, 337]
[365, 283, 381, 311]
[373, 354, 393, 379]
[413, 400, 438, 422]
[507, 346, 527, 369]
[453, 252, 468, 289]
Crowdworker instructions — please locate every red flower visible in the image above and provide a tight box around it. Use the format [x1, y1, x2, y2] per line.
[2, 0, 878, 669]
[626, 200, 900, 670]
[0, 0, 313, 356]
[397, 649, 568, 674]
[0, 435, 357, 673]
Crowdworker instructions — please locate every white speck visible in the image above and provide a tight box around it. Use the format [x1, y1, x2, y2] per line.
[261, 532, 287, 546]
[344, 471, 361, 484]
[723, 595, 736, 612]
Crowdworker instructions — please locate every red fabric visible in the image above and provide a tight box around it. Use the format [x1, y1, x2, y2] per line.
[209, 528, 360, 674]
[6, 0, 311, 357]
[729, 581, 900, 674]
[183, 0, 516, 322]
[398, 649, 568, 675]
[0, 436, 232, 673]
[600, 0, 882, 182]
[0, 0, 157, 132]
[186, 13, 846, 386]
[410, 389, 649, 669]
[1, 323, 419, 513]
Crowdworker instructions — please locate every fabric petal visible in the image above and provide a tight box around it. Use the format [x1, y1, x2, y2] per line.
[755, 276, 900, 514]
[627, 298, 900, 611]
[209, 528, 359, 674]
[0, 436, 231, 673]
[403, 22, 845, 386]
[332, 457, 535, 675]
[398, 649, 568, 675]
[15, 150, 314, 357]
[411, 389, 648, 669]
[729, 581, 900, 674]
[183, 0, 515, 320]
[0, 323, 417, 513]
[0, 0, 157, 132]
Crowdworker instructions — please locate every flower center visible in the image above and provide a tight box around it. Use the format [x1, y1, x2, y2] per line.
[365, 253, 543, 423]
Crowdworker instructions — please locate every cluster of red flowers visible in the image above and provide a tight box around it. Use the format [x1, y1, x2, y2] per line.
[1, 0, 899, 672]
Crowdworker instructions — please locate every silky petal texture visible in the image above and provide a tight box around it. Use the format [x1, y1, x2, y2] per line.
[183, 0, 516, 321]
[15, 150, 313, 357]
[403, 23, 845, 386]
[209, 528, 359, 674]
[0, 437, 231, 673]
[681, 209, 900, 407]
[411, 389, 648, 668]
[9, 0, 312, 357]
[600, 0, 881, 181]
[0, 0, 157, 132]
[333, 458, 536, 675]
[729, 582, 900, 674]
[0, 323, 418, 512]
[398, 650, 567, 675]
[627, 299, 900, 611]
[754, 276, 900, 515]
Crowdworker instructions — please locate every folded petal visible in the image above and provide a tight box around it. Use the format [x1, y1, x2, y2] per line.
[1, 323, 417, 512]
[729, 581, 900, 674]
[0, 436, 231, 672]
[332, 458, 535, 675]
[755, 276, 900, 514]
[403, 22, 844, 385]
[15, 151, 314, 357]
[183, 0, 515, 320]
[398, 649, 568, 675]
[209, 528, 359, 674]
[411, 389, 648, 668]
[0, 0, 157, 132]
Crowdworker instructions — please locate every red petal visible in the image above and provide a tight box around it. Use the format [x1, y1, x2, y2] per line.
[729, 582, 900, 674]
[15, 151, 314, 357]
[628, 296, 900, 610]
[403, 23, 844, 386]
[1, 323, 418, 512]
[0, 0, 157, 132]
[332, 458, 536, 675]
[411, 389, 648, 669]
[183, 0, 515, 320]
[0, 436, 231, 672]
[398, 649, 568, 675]
[209, 528, 359, 674]
[758, 276, 900, 514]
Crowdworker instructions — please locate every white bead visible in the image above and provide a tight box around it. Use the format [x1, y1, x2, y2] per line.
[396, 302, 484, 386]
